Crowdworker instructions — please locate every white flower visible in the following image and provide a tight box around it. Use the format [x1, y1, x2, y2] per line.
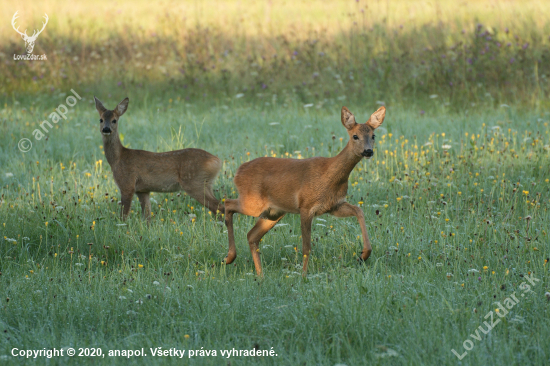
[5, 173, 13, 178]
[468, 269, 479, 273]
[153, 281, 160, 286]
[441, 145, 452, 149]
[118, 296, 127, 300]
[235, 93, 244, 99]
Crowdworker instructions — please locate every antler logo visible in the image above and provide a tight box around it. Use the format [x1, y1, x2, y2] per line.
[12, 11, 48, 54]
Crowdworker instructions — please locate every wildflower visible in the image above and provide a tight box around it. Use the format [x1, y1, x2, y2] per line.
[483, 266, 488, 271]
[418, 256, 422, 260]
[153, 281, 160, 286]
[138, 264, 144, 268]
[184, 334, 190, 339]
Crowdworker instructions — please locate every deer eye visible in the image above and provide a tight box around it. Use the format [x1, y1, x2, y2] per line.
[353, 135, 359, 140]
[372, 134, 376, 140]
[100, 119, 103, 123]
[112, 119, 117, 123]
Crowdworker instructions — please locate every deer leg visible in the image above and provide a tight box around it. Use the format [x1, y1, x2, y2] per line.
[137, 192, 151, 224]
[223, 199, 241, 264]
[120, 190, 135, 221]
[300, 213, 314, 275]
[246, 214, 285, 276]
[182, 180, 223, 220]
[330, 202, 372, 261]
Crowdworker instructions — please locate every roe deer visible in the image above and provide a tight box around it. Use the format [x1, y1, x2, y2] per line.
[224, 106, 386, 275]
[94, 96, 223, 222]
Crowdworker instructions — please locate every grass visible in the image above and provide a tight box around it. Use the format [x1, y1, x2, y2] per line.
[1, 96, 549, 365]
[1, 0, 550, 364]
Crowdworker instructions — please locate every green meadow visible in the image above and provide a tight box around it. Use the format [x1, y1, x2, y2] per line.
[1, 0, 550, 365]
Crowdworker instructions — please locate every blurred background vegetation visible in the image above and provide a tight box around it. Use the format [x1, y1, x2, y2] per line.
[2, 0, 550, 110]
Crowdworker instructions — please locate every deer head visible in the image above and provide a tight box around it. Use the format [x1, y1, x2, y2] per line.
[12, 11, 49, 54]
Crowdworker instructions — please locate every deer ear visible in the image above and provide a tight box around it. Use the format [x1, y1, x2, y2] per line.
[94, 96, 106, 115]
[341, 106, 357, 130]
[366, 106, 386, 129]
[115, 97, 129, 116]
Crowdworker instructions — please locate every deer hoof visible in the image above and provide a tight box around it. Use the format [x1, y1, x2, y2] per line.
[223, 253, 236, 265]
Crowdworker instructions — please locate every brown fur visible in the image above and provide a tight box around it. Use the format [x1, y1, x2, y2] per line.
[224, 106, 386, 275]
[94, 96, 223, 222]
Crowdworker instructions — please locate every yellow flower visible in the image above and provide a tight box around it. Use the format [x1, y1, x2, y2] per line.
[184, 334, 190, 339]
[396, 197, 402, 202]
[138, 264, 144, 268]
[483, 266, 488, 270]
[418, 256, 422, 260]
[523, 190, 529, 195]
[45, 222, 48, 226]
[384, 204, 388, 208]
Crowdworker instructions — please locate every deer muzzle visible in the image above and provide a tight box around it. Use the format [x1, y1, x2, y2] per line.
[362, 149, 373, 158]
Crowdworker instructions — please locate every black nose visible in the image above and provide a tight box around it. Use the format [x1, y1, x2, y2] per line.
[102, 127, 111, 133]
[362, 149, 373, 157]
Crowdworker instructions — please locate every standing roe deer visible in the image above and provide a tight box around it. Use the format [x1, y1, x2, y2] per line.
[94, 96, 223, 222]
[224, 106, 386, 275]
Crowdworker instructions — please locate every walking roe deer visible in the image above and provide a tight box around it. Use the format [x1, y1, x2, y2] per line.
[224, 106, 386, 275]
[94, 97, 223, 222]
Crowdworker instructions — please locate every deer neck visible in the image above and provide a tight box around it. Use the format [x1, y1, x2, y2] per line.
[328, 142, 363, 184]
[102, 134, 124, 166]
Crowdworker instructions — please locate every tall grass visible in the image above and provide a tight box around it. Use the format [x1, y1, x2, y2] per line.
[2, 0, 550, 108]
